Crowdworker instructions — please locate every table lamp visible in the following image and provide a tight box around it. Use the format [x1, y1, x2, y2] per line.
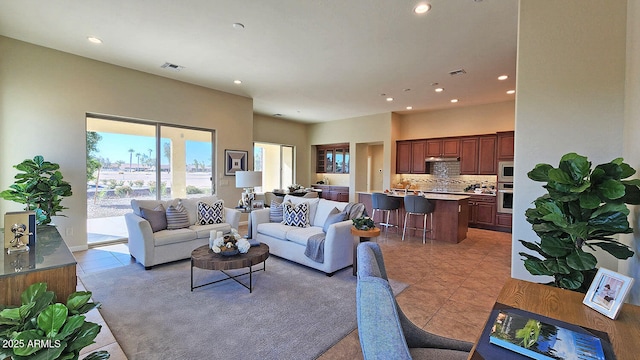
[235, 171, 262, 208]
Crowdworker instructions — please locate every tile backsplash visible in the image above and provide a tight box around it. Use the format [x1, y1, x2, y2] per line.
[398, 162, 497, 192]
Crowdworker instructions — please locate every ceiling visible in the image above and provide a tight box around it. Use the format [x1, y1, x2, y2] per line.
[0, 0, 519, 123]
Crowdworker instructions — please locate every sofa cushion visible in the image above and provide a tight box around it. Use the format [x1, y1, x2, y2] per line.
[257, 222, 293, 239]
[180, 195, 219, 225]
[166, 202, 190, 230]
[153, 228, 197, 246]
[269, 200, 284, 222]
[323, 207, 346, 233]
[139, 204, 167, 232]
[286, 226, 324, 246]
[313, 199, 348, 227]
[190, 223, 232, 238]
[283, 195, 320, 225]
[282, 201, 309, 227]
[197, 200, 225, 225]
[131, 199, 178, 217]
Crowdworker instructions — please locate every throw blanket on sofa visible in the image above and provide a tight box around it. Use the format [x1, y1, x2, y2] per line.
[304, 202, 368, 263]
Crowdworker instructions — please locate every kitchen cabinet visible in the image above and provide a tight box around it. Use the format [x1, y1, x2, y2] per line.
[396, 140, 428, 174]
[468, 195, 496, 227]
[316, 144, 349, 173]
[496, 213, 513, 229]
[460, 135, 497, 175]
[497, 131, 515, 160]
[426, 138, 460, 157]
[312, 185, 349, 202]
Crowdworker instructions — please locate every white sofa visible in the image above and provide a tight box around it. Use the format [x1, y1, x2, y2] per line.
[125, 196, 240, 269]
[250, 195, 355, 276]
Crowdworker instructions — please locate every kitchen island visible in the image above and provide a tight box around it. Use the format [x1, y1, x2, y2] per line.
[357, 191, 470, 243]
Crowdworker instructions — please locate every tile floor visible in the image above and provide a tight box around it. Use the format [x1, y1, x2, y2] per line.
[73, 225, 512, 359]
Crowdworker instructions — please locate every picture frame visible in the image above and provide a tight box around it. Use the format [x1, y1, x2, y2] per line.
[583, 267, 634, 320]
[224, 149, 248, 176]
[251, 200, 264, 210]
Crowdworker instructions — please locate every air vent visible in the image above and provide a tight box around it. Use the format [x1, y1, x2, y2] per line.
[161, 62, 185, 72]
[448, 68, 467, 76]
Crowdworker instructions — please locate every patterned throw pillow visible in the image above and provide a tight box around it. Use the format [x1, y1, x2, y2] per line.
[269, 200, 284, 222]
[140, 204, 167, 232]
[166, 202, 190, 229]
[197, 200, 225, 225]
[282, 201, 309, 228]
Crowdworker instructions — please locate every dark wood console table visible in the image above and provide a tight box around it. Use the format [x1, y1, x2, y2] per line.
[469, 278, 640, 359]
[1, 226, 77, 305]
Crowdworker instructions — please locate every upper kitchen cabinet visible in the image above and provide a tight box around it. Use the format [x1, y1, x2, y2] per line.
[426, 138, 460, 158]
[396, 140, 428, 174]
[497, 131, 515, 160]
[316, 143, 349, 173]
[460, 135, 497, 175]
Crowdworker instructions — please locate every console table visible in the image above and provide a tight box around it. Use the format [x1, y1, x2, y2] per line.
[469, 278, 640, 359]
[0, 226, 77, 305]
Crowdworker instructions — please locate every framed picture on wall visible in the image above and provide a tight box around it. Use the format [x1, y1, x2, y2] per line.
[583, 267, 634, 319]
[225, 149, 248, 176]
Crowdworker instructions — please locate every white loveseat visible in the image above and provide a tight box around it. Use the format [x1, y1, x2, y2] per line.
[250, 195, 355, 276]
[125, 196, 240, 269]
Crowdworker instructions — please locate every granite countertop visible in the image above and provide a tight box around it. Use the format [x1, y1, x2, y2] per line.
[357, 191, 470, 201]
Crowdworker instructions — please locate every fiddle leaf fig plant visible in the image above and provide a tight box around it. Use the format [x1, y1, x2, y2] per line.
[0, 155, 72, 225]
[520, 153, 638, 292]
[0, 282, 109, 360]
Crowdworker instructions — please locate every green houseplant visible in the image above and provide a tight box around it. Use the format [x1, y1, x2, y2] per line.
[0, 283, 109, 360]
[0, 156, 72, 225]
[520, 153, 638, 292]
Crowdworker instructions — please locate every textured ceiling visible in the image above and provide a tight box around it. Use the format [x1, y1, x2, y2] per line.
[0, 0, 519, 123]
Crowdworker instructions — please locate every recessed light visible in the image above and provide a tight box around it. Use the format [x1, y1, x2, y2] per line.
[233, 80, 242, 84]
[450, 99, 459, 103]
[507, 90, 515, 95]
[435, 88, 444, 93]
[414, 3, 431, 14]
[232, 23, 245, 29]
[87, 36, 103, 44]
[406, 106, 413, 110]
[498, 75, 509, 80]
[386, 97, 394, 102]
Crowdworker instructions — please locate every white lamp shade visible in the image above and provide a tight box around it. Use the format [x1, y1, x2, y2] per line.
[235, 171, 262, 188]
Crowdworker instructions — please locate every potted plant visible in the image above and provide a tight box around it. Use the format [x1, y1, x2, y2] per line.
[520, 153, 637, 292]
[0, 155, 72, 225]
[0, 283, 109, 359]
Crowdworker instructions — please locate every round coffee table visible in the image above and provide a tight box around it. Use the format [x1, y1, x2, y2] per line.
[191, 243, 269, 293]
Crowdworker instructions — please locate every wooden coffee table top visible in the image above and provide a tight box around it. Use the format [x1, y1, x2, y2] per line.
[191, 243, 269, 271]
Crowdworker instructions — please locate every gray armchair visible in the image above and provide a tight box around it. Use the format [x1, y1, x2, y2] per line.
[356, 242, 472, 359]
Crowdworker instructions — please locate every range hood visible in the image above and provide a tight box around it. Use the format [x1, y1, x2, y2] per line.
[425, 156, 460, 162]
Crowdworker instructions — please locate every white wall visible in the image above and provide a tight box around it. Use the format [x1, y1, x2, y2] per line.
[0, 36, 253, 250]
[513, 1, 628, 283]
[621, 0, 640, 304]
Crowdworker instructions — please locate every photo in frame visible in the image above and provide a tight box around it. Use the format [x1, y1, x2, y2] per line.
[583, 267, 634, 320]
[224, 149, 248, 176]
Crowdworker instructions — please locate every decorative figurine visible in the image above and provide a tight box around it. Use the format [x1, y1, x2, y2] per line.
[8, 223, 30, 254]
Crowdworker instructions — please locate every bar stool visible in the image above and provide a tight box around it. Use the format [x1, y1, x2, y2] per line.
[371, 193, 402, 233]
[402, 195, 435, 244]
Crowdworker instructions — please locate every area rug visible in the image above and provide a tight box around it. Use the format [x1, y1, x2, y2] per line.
[80, 256, 407, 360]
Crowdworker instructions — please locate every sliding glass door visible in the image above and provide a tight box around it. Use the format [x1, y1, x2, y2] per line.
[86, 116, 215, 244]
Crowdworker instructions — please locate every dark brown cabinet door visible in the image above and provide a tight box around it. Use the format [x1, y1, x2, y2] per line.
[476, 202, 496, 225]
[478, 135, 497, 175]
[442, 138, 460, 157]
[396, 141, 411, 174]
[411, 140, 427, 173]
[460, 137, 479, 174]
[425, 139, 443, 157]
[497, 131, 515, 160]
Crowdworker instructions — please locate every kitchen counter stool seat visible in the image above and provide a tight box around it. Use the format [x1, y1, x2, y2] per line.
[371, 193, 402, 234]
[402, 195, 435, 244]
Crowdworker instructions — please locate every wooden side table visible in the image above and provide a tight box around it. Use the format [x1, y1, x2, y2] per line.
[351, 227, 381, 276]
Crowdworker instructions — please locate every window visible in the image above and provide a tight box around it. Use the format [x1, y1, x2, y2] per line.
[254, 142, 295, 192]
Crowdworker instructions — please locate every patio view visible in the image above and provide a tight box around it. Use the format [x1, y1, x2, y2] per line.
[86, 117, 214, 244]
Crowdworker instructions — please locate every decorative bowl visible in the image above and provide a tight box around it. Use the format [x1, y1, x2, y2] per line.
[220, 248, 239, 256]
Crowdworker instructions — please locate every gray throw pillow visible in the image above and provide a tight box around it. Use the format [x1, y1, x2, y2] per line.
[166, 202, 190, 229]
[140, 204, 167, 232]
[269, 200, 284, 222]
[323, 207, 346, 233]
